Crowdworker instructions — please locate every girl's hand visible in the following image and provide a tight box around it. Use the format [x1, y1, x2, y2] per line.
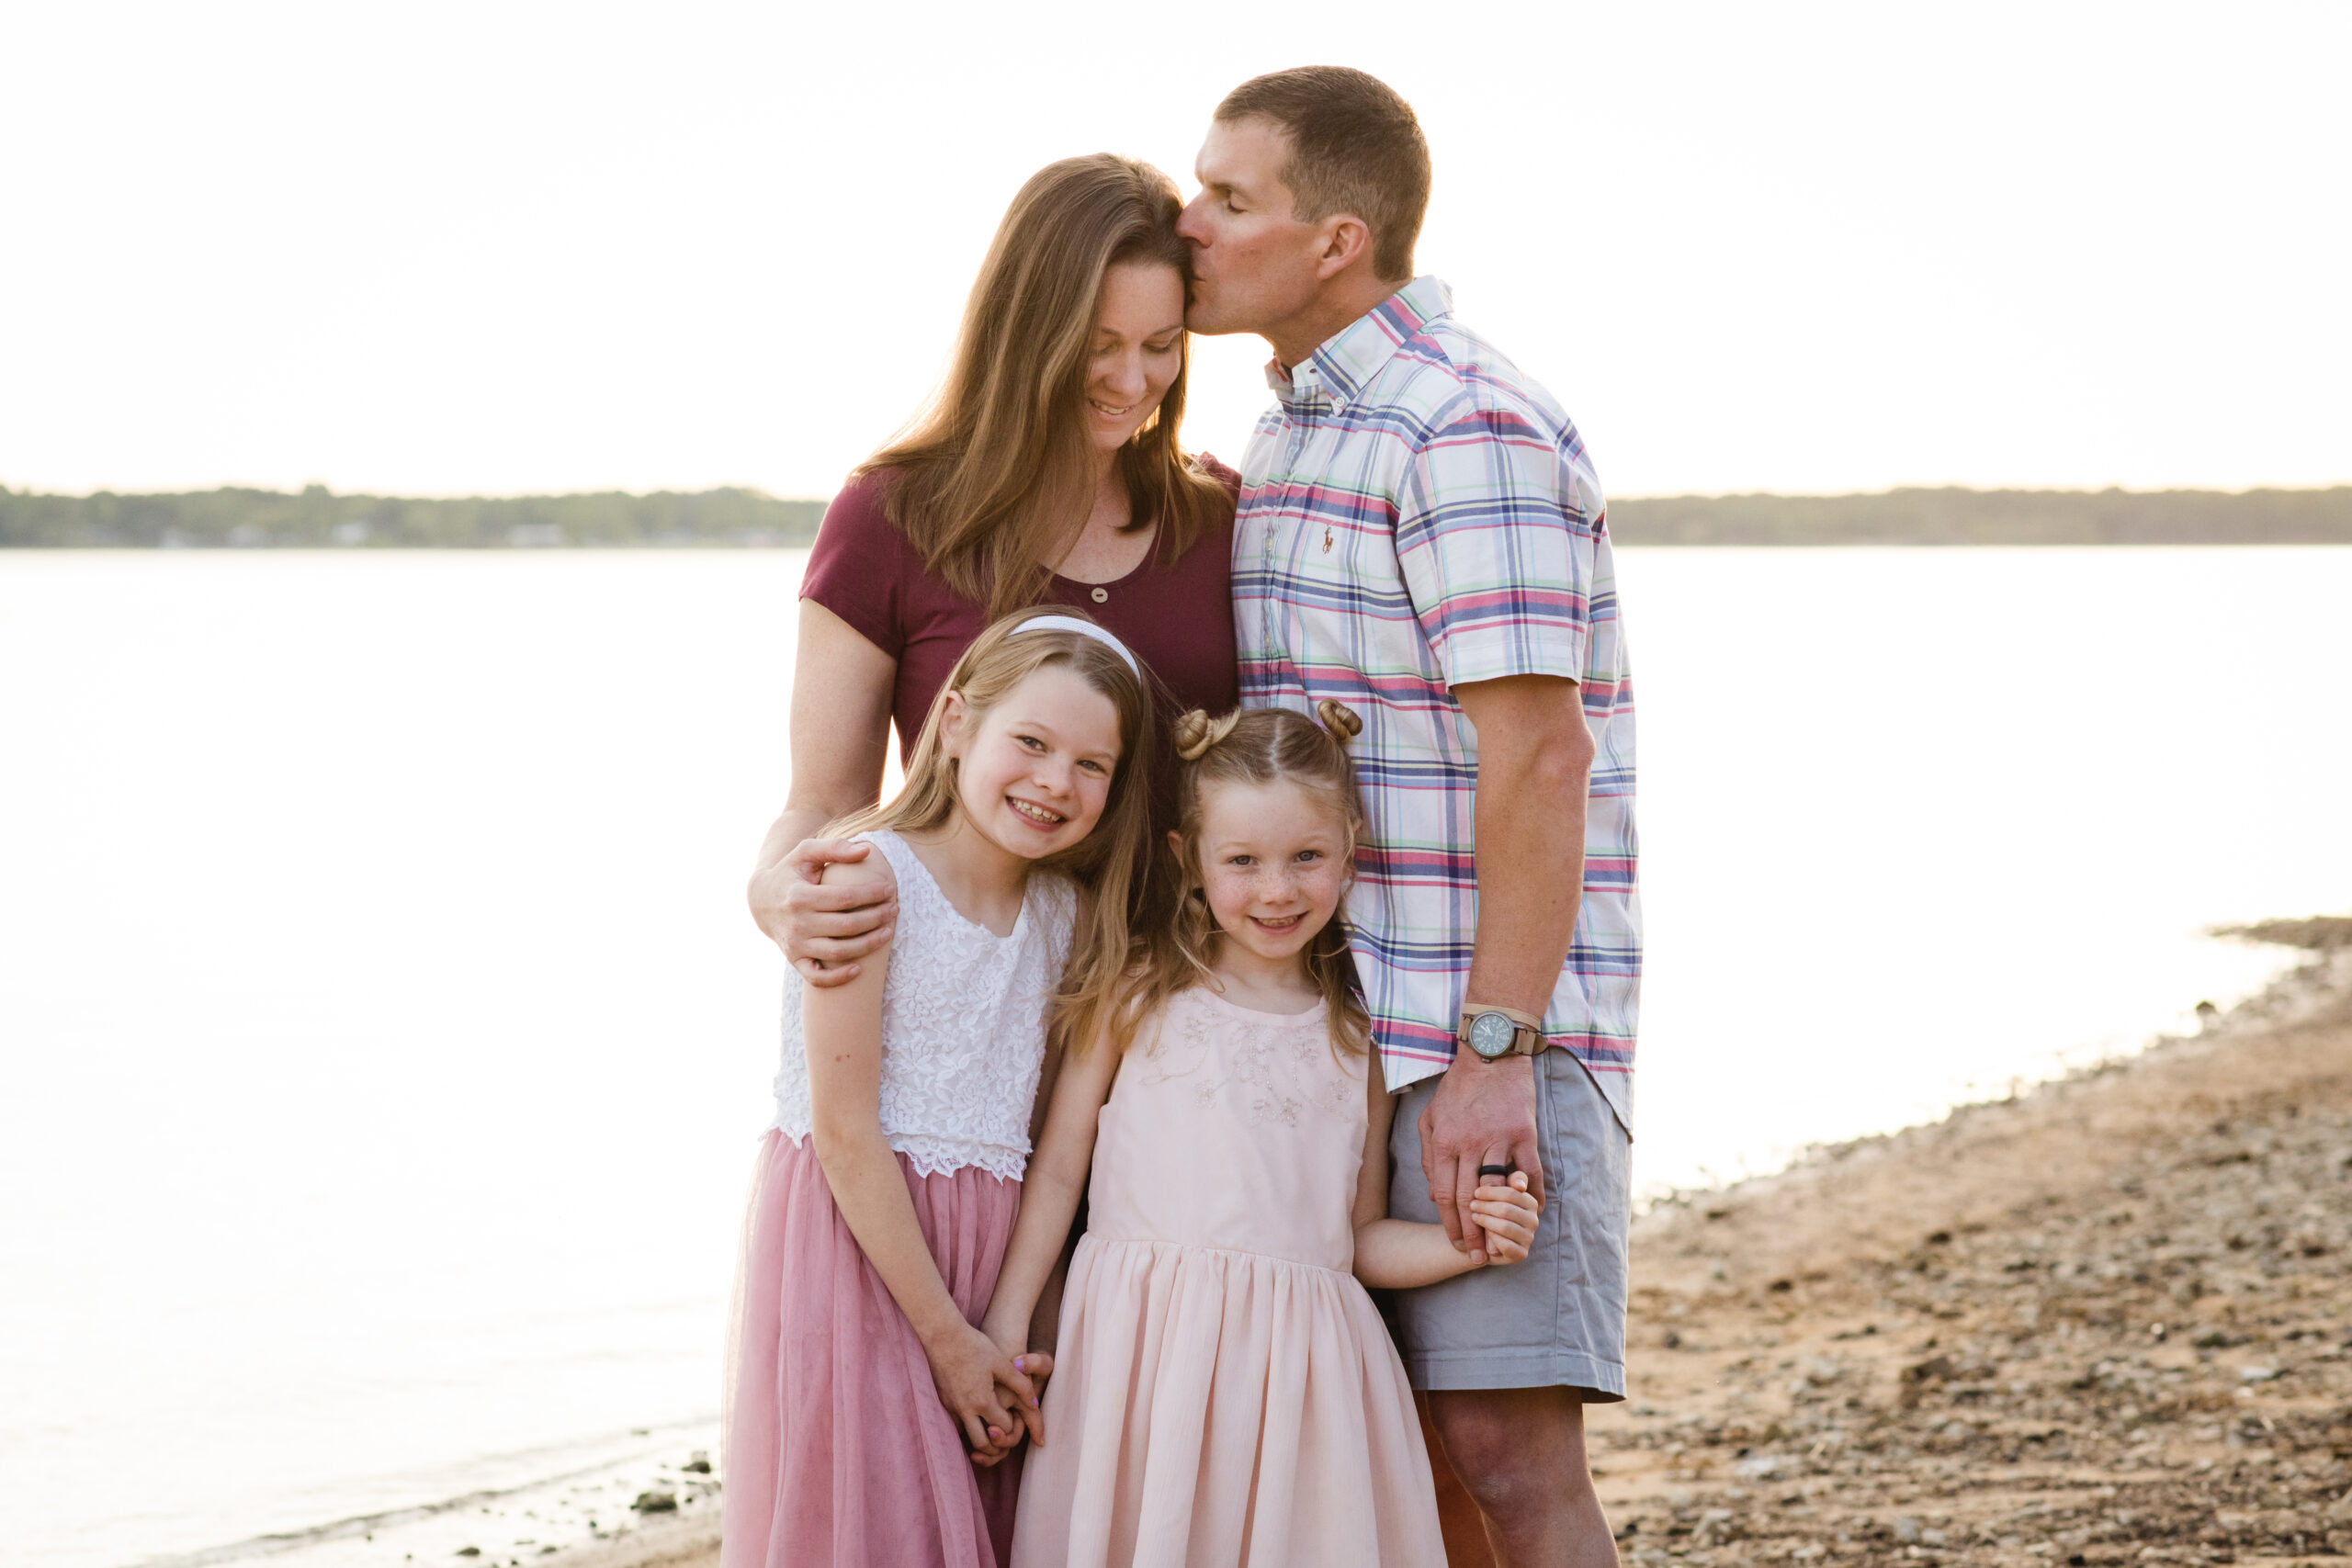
[1012, 1349, 1052, 1414]
[967, 1350, 1054, 1466]
[964, 1354, 1058, 1466]
[978, 1309, 1027, 1370]
[978, 1309, 1056, 1432]
[923, 1320, 1036, 1459]
[1469, 1171, 1540, 1266]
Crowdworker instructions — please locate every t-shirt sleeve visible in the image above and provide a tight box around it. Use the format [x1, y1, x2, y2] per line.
[1195, 451, 1243, 502]
[1393, 393, 1605, 690]
[799, 471, 908, 660]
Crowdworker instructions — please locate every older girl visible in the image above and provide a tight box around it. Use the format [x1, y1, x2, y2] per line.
[721, 610, 1154, 1568]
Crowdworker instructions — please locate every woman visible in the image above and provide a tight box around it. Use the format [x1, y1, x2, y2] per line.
[733, 156, 1238, 1561]
[748, 152, 1238, 987]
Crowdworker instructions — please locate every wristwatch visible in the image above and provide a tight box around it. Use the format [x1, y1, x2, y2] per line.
[1458, 1003, 1546, 1063]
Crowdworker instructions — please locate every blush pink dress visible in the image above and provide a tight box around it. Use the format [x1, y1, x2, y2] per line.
[1012, 987, 1444, 1567]
[723, 831, 1074, 1568]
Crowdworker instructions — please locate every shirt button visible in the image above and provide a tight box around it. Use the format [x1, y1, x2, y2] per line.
[1090, 587, 1109, 604]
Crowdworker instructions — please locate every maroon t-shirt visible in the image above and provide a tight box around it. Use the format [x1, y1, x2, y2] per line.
[799, 458, 1241, 818]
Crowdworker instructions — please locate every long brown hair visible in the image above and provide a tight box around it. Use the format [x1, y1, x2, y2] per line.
[1086, 701, 1373, 1062]
[860, 154, 1231, 618]
[831, 608, 1157, 1061]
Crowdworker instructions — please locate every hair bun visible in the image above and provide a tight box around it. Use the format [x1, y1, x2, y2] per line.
[1172, 707, 1241, 761]
[1314, 698, 1363, 742]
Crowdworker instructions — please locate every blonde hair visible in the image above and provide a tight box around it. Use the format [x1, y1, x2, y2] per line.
[833, 608, 1156, 1061]
[860, 154, 1231, 619]
[1091, 700, 1371, 1060]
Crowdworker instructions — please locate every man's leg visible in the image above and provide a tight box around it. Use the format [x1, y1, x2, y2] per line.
[1417, 1394, 1498, 1567]
[1427, 1386, 1617, 1568]
[1389, 1049, 1632, 1567]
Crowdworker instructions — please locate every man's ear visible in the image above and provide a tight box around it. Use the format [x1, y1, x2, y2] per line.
[1313, 215, 1374, 282]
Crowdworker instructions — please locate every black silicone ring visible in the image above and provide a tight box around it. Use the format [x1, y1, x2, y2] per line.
[1476, 1164, 1512, 1179]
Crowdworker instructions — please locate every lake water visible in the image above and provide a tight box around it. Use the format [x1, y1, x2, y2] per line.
[4, 548, 2346, 1568]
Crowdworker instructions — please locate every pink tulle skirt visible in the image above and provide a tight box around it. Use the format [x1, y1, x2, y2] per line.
[721, 1130, 1023, 1568]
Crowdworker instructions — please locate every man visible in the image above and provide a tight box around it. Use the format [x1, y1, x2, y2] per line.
[1176, 67, 1640, 1567]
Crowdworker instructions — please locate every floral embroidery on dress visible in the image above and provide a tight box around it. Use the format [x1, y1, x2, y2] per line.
[1133, 987, 1361, 1131]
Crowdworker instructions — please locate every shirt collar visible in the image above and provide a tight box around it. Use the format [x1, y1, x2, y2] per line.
[1263, 276, 1452, 413]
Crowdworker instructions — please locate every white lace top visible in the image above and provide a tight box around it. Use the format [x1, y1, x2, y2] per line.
[772, 829, 1076, 1181]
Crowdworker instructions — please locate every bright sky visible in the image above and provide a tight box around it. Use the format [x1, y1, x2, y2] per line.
[4, 1, 2346, 500]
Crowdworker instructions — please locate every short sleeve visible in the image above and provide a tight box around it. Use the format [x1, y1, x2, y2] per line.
[1392, 395, 1604, 690]
[1195, 451, 1244, 502]
[800, 470, 910, 660]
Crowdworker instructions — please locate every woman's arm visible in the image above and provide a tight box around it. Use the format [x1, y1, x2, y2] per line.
[978, 1024, 1125, 1431]
[1351, 1064, 1540, 1290]
[747, 601, 901, 986]
[802, 856, 1037, 1454]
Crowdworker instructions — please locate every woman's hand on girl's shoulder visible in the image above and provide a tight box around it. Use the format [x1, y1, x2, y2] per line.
[765, 840, 899, 987]
[1468, 1170, 1540, 1266]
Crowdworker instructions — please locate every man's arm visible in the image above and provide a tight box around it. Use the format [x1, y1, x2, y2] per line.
[1417, 672, 1594, 1251]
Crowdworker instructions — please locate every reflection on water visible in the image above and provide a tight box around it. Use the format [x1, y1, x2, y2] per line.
[1, 547, 2345, 1568]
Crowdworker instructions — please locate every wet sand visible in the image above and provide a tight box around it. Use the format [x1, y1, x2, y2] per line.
[581, 919, 2352, 1568]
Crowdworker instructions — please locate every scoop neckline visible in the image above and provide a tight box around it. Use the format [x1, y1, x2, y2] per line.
[1050, 521, 1161, 591]
[1039, 451, 1233, 589]
[1189, 982, 1329, 1023]
[869, 829, 1031, 944]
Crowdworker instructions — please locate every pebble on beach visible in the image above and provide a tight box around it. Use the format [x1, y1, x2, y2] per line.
[1583, 932, 2352, 1566]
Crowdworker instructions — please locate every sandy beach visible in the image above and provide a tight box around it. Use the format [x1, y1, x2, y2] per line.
[570, 917, 2351, 1568]
[1588, 917, 2352, 1565]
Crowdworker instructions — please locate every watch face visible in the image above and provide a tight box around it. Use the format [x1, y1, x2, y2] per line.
[1468, 1011, 1516, 1060]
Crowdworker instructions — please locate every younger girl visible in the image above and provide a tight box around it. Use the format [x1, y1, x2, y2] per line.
[983, 703, 1541, 1566]
[722, 609, 1155, 1568]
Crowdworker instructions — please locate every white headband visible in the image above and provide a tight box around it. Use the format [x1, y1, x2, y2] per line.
[1012, 614, 1142, 678]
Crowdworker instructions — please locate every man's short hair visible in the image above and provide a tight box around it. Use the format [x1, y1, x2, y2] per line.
[1215, 66, 1430, 283]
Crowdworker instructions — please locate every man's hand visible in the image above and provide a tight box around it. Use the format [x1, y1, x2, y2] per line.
[746, 837, 898, 987]
[1419, 1054, 1545, 1258]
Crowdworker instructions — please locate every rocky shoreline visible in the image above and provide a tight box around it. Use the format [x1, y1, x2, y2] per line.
[573, 918, 2352, 1568]
[1594, 918, 2352, 1564]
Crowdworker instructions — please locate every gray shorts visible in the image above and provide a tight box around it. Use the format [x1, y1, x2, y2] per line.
[1387, 1049, 1630, 1400]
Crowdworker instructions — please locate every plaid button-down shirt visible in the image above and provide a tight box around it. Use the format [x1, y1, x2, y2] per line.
[1233, 276, 1640, 1128]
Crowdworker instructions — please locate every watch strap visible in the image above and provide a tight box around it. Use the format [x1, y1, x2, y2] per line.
[1457, 1003, 1548, 1058]
[1459, 1002, 1544, 1032]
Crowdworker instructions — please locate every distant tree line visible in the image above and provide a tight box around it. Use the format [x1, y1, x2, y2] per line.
[4, 482, 2349, 548]
[1607, 486, 2352, 545]
[0, 485, 825, 548]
